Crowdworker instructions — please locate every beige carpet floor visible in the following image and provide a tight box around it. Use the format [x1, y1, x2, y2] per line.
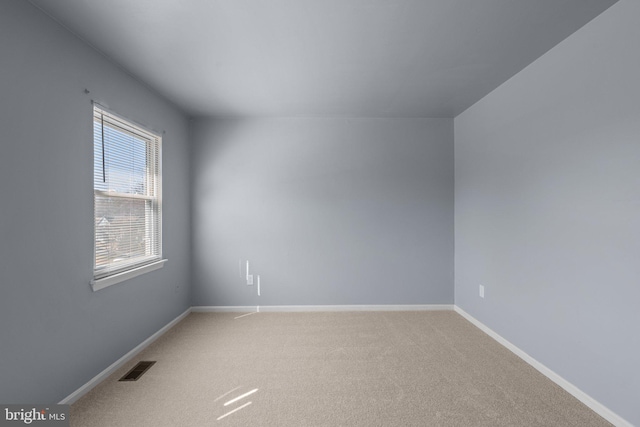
[70, 311, 611, 426]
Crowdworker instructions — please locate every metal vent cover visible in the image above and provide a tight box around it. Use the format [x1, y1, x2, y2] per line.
[119, 361, 156, 381]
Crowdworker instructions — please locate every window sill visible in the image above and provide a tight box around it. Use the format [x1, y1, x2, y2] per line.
[91, 259, 167, 292]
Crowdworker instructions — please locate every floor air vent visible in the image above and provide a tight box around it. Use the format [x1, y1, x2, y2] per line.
[119, 361, 156, 381]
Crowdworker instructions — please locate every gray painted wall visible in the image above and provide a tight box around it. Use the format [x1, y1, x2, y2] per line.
[455, 0, 639, 424]
[0, 1, 191, 403]
[191, 118, 453, 306]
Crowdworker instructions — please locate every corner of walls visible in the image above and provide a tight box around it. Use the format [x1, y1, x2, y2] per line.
[187, 116, 197, 307]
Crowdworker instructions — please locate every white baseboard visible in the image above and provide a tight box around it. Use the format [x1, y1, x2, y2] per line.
[453, 306, 632, 427]
[59, 307, 192, 405]
[192, 304, 454, 312]
[191, 306, 258, 313]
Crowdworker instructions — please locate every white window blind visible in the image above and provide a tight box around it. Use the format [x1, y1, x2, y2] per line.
[93, 105, 162, 281]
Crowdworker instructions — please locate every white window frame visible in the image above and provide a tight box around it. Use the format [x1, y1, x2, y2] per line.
[90, 104, 166, 291]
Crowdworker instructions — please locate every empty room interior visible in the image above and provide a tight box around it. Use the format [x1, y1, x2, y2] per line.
[1, 0, 639, 425]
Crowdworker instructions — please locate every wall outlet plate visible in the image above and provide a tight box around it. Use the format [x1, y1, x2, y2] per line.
[247, 275, 254, 285]
[479, 285, 485, 298]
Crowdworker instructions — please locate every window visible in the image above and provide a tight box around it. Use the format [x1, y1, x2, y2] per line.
[91, 105, 164, 291]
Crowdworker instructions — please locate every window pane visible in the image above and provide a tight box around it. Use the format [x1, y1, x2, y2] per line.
[94, 119, 148, 195]
[95, 195, 148, 269]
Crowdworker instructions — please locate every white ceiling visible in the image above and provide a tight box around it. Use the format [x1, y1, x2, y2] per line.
[30, 0, 616, 118]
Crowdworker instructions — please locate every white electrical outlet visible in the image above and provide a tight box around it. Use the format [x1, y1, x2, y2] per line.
[247, 275, 254, 285]
[479, 285, 485, 298]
